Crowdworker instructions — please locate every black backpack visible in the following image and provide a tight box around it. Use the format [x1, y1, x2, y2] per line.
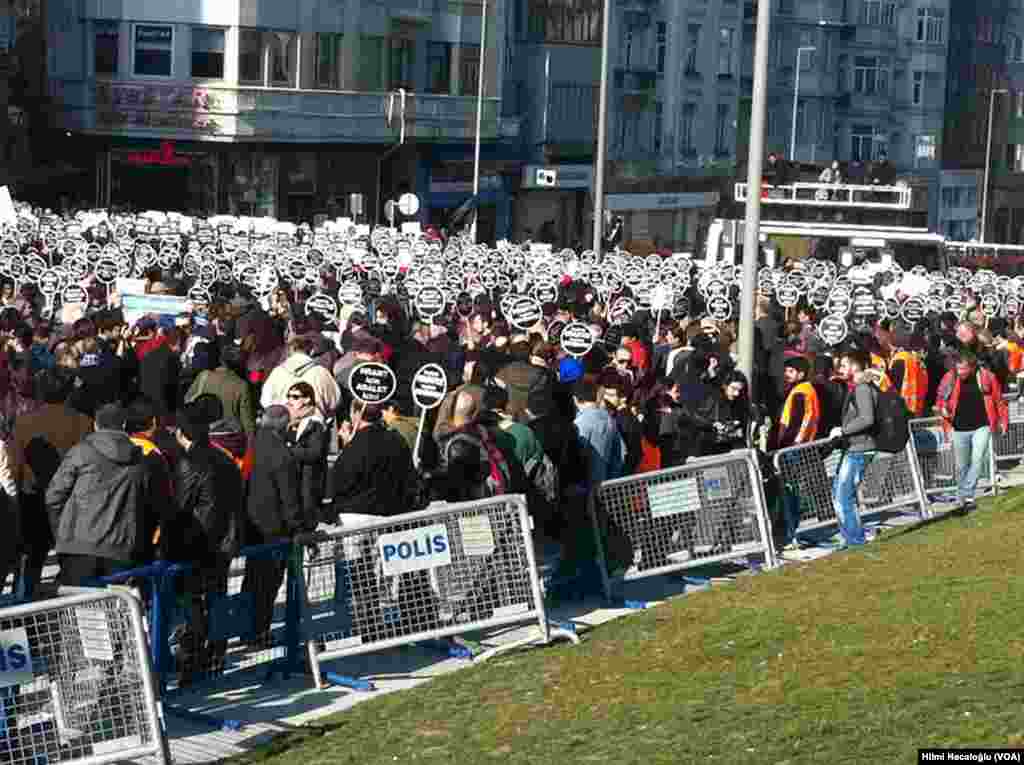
[871, 385, 910, 454]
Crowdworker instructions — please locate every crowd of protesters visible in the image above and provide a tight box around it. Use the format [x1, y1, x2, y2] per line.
[0, 203, 1019, 677]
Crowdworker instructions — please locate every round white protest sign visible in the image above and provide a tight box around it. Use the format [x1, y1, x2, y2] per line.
[826, 290, 852, 317]
[187, 286, 210, 306]
[306, 292, 339, 323]
[776, 285, 800, 308]
[94, 258, 119, 285]
[534, 283, 558, 305]
[411, 363, 449, 411]
[338, 282, 364, 307]
[348, 362, 397, 406]
[981, 293, 1002, 318]
[38, 269, 62, 297]
[560, 321, 595, 358]
[706, 295, 733, 322]
[62, 284, 87, 306]
[1005, 297, 1022, 318]
[508, 296, 544, 331]
[818, 315, 849, 346]
[901, 296, 927, 324]
[415, 285, 446, 320]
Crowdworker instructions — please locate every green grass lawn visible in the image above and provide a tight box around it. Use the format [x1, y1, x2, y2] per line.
[230, 490, 1024, 765]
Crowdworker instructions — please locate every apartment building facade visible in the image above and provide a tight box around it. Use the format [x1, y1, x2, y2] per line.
[45, 0, 521, 238]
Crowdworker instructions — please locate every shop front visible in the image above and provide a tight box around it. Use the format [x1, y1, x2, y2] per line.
[605, 191, 720, 254]
[516, 164, 593, 247]
[99, 140, 382, 222]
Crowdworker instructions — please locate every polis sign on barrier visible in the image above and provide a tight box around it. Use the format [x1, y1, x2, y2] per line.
[348, 362, 397, 405]
[378, 524, 452, 577]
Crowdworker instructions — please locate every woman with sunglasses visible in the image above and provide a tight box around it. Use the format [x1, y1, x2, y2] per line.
[284, 381, 330, 528]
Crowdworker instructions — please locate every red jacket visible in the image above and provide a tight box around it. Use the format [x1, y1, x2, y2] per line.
[935, 368, 1008, 434]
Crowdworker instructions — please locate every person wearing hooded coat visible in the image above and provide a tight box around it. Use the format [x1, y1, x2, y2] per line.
[45, 403, 153, 585]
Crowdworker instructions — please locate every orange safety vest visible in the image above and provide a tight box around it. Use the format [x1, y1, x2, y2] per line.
[892, 350, 928, 417]
[212, 441, 246, 474]
[780, 381, 821, 444]
[1007, 341, 1024, 374]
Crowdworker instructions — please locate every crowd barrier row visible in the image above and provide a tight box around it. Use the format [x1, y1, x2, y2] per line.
[7, 411, 1024, 741]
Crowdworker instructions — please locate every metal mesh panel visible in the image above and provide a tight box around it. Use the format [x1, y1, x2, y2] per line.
[0, 591, 166, 765]
[993, 395, 1024, 462]
[162, 544, 293, 694]
[773, 439, 927, 534]
[590, 450, 775, 588]
[909, 418, 995, 498]
[302, 495, 548, 675]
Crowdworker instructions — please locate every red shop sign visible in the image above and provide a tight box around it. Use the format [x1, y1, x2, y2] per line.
[124, 141, 191, 167]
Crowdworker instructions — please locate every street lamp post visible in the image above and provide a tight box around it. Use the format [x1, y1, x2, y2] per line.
[790, 46, 815, 161]
[470, 0, 489, 243]
[981, 87, 1008, 243]
[592, 0, 613, 256]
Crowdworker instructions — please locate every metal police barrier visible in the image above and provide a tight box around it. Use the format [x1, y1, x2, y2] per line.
[993, 394, 1024, 463]
[88, 541, 301, 730]
[0, 589, 169, 765]
[772, 437, 930, 536]
[908, 417, 998, 501]
[299, 495, 579, 690]
[589, 449, 778, 601]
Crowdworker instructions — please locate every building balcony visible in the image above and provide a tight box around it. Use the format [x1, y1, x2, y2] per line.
[734, 181, 912, 209]
[48, 78, 520, 144]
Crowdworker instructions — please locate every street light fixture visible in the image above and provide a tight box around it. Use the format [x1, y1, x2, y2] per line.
[981, 87, 1008, 243]
[790, 46, 815, 161]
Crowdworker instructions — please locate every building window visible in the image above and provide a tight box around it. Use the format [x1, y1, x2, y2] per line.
[94, 20, 119, 76]
[799, 31, 816, 69]
[133, 24, 173, 77]
[851, 124, 882, 160]
[912, 70, 924, 105]
[239, 29, 264, 84]
[657, 22, 666, 76]
[1009, 33, 1024, 62]
[426, 41, 451, 94]
[978, 16, 993, 43]
[916, 7, 945, 43]
[967, 187, 978, 205]
[527, 0, 602, 45]
[860, 0, 895, 25]
[1008, 144, 1024, 172]
[777, 0, 793, 15]
[796, 99, 807, 141]
[316, 33, 346, 89]
[681, 102, 697, 155]
[853, 56, 887, 95]
[269, 31, 297, 86]
[915, 133, 936, 162]
[1016, 89, 1024, 117]
[458, 45, 480, 96]
[718, 28, 735, 77]
[654, 101, 663, 153]
[389, 36, 415, 90]
[191, 27, 225, 79]
[715, 103, 730, 154]
[685, 24, 700, 74]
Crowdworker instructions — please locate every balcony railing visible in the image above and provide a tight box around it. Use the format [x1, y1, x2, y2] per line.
[734, 181, 912, 209]
[48, 78, 520, 143]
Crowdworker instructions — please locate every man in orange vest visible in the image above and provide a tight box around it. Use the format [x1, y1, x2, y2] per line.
[888, 329, 929, 417]
[774, 357, 821, 450]
[125, 396, 178, 561]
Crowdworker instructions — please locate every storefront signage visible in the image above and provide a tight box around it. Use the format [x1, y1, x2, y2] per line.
[95, 84, 228, 135]
[124, 142, 191, 167]
[605, 192, 719, 212]
[522, 165, 594, 190]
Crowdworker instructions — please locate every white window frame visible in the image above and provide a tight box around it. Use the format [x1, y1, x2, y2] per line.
[190, 26, 226, 80]
[680, 102, 697, 155]
[132, 23, 174, 79]
[718, 27, 735, 76]
[916, 7, 945, 44]
[853, 56, 888, 95]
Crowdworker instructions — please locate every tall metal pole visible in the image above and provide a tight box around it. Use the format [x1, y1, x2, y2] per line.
[470, 0, 488, 243]
[790, 47, 814, 161]
[981, 88, 1007, 243]
[592, 0, 613, 256]
[737, 0, 774, 387]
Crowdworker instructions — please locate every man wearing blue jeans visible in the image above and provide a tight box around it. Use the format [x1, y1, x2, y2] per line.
[828, 351, 879, 548]
[935, 351, 1008, 515]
